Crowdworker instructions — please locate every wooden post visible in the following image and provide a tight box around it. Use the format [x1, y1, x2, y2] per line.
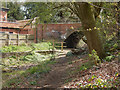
[61, 42, 63, 51]
[52, 40, 55, 49]
[16, 34, 19, 46]
[42, 25, 44, 42]
[26, 34, 28, 44]
[6, 34, 9, 46]
[36, 28, 38, 43]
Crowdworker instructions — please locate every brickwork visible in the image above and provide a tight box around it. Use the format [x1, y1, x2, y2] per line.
[0, 21, 34, 35]
[0, 21, 82, 43]
[35, 23, 82, 42]
[0, 7, 34, 35]
[0, 8, 8, 22]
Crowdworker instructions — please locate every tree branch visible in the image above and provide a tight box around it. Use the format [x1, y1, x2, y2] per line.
[92, 2, 103, 19]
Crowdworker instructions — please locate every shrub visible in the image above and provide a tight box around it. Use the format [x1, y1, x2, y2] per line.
[104, 55, 115, 62]
[66, 52, 74, 57]
[89, 49, 101, 65]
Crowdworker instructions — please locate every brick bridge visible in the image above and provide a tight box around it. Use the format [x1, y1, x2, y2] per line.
[35, 23, 82, 41]
[35, 23, 84, 48]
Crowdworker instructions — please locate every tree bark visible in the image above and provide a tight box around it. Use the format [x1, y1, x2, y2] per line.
[73, 2, 105, 58]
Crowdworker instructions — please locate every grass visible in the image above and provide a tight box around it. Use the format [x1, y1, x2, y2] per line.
[26, 64, 50, 74]
[3, 70, 25, 76]
[1, 42, 56, 72]
[0, 44, 32, 53]
[0, 42, 53, 53]
[69, 61, 94, 75]
[2, 70, 26, 87]
[2, 42, 56, 88]
[23, 60, 56, 75]
[68, 61, 73, 64]
[3, 77, 22, 88]
[2, 59, 56, 88]
[30, 81, 37, 85]
[65, 60, 94, 85]
[31, 42, 53, 51]
[78, 61, 94, 71]
[64, 78, 73, 83]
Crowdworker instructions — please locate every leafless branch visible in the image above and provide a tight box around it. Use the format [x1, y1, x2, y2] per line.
[89, 2, 111, 10]
[21, 18, 35, 29]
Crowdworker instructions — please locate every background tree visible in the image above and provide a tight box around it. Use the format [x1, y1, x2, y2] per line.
[23, 2, 80, 23]
[6, 2, 24, 20]
[23, 2, 57, 23]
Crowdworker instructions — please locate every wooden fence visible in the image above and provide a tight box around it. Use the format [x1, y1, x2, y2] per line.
[44, 40, 67, 51]
[0, 33, 34, 46]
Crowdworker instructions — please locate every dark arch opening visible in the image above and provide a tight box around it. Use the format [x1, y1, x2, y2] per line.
[64, 31, 84, 48]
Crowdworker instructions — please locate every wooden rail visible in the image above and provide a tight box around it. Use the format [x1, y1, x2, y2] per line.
[43, 40, 67, 51]
[0, 33, 34, 46]
[54, 42, 67, 51]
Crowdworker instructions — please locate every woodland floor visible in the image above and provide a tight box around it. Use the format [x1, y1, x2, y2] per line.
[2, 49, 120, 88]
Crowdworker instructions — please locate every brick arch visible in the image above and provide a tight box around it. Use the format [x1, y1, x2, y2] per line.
[36, 23, 82, 42]
[64, 31, 84, 48]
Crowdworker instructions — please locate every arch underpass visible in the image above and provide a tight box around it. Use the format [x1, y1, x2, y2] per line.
[63, 31, 85, 48]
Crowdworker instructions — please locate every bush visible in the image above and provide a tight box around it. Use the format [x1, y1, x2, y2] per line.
[89, 49, 101, 65]
[66, 52, 74, 57]
[104, 55, 115, 62]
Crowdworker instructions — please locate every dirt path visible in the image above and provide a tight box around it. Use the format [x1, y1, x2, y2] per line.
[11, 49, 84, 88]
[22, 50, 88, 88]
[37, 56, 71, 88]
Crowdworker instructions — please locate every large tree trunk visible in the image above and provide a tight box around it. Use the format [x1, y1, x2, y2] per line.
[73, 2, 105, 58]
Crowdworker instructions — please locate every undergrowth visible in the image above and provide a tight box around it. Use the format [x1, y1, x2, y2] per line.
[2, 60, 56, 88]
[2, 42, 56, 88]
[0, 42, 53, 53]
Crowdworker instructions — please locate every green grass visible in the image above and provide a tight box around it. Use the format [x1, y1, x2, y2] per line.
[26, 64, 50, 74]
[0, 42, 53, 53]
[1, 42, 55, 70]
[2, 42, 57, 88]
[31, 42, 53, 51]
[2, 59, 56, 88]
[24, 60, 56, 75]
[68, 61, 73, 64]
[2, 70, 26, 87]
[64, 78, 73, 83]
[79, 61, 94, 71]
[0, 45, 32, 53]
[70, 61, 94, 75]
[3, 77, 22, 87]
[30, 81, 37, 85]
[3, 70, 25, 76]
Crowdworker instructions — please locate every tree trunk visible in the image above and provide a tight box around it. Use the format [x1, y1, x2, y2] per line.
[74, 2, 105, 58]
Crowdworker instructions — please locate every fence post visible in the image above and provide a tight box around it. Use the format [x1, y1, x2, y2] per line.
[52, 40, 55, 49]
[26, 34, 28, 44]
[16, 34, 19, 46]
[61, 42, 63, 51]
[6, 34, 9, 46]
